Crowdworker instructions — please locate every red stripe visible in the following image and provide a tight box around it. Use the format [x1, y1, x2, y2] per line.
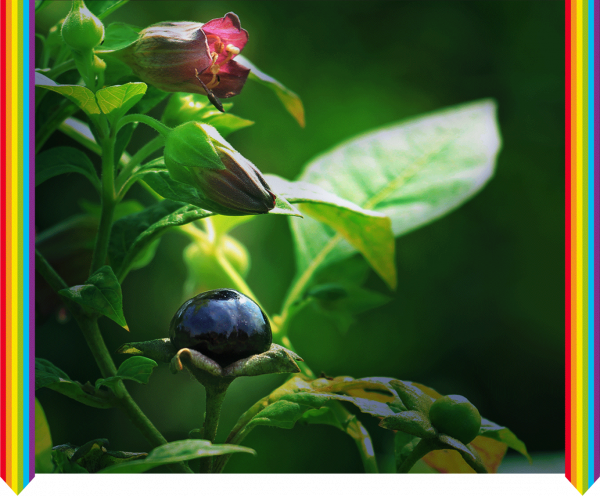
[564, 0, 572, 483]
[0, 0, 7, 482]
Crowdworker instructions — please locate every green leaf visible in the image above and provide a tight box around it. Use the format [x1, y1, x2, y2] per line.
[479, 417, 531, 463]
[97, 22, 140, 52]
[266, 174, 396, 289]
[35, 399, 54, 473]
[99, 440, 255, 473]
[58, 265, 128, 329]
[237, 55, 305, 127]
[379, 411, 437, 439]
[87, 0, 131, 20]
[36, 146, 100, 191]
[291, 100, 501, 287]
[95, 356, 157, 392]
[140, 168, 302, 218]
[59, 117, 102, 156]
[35, 358, 116, 409]
[200, 112, 254, 137]
[96, 83, 147, 126]
[388, 380, 435, 414]
[51, 450, 89, 473]
[310, 284, 392, 334]
[108, 200, 213, 280]
[161, 93, 251, 137]
[116, 338, 177, 363]
[35, 72, 101, 116]
[394, 431, 421, 472]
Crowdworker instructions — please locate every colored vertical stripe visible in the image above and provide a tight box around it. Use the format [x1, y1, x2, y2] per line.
[0, 0, 33, 494]
[567, 0, 600, 494]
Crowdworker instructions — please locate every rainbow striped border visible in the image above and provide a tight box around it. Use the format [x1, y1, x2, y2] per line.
[0, 0, 597, 494]
[0, 0, 34, 494]
[566, 0, 600, 494]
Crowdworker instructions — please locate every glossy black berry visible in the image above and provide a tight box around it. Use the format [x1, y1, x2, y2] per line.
[169, 289, 272, 367]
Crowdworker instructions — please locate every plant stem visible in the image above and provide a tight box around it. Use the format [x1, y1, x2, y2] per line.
[90, 136, 116, 275]
[115, 135, 166, 199]
[115, 113, 172, 137]
[397, 438, 434, 473]
[35, 249, 68, 292]
[199, 385, 229, 473]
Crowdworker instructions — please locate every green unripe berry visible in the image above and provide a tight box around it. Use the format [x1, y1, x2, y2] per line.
[61, 0, 105, 52]
[429, 395, 481, 444]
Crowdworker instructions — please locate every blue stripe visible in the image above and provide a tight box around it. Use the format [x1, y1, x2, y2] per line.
[587, 0, 596, 488]
[22, 0, 30, 486]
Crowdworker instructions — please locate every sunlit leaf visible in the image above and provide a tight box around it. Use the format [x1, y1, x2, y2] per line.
[35, 72, 101, 116]
[291, 100, 501, 288]
[96, 83, 147, 126]
[266, 174, 396, 289]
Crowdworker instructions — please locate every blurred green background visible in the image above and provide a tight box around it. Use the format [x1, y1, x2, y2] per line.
[35, 1, 564, 473]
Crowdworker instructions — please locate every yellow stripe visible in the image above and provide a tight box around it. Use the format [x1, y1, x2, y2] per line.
[575, 0, 583, 492]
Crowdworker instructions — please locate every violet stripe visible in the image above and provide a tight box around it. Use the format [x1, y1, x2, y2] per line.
[595, 0, 600, 481]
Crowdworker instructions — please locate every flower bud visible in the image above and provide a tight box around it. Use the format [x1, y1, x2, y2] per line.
[61, 0, 105, 52]
[113, 13, 249, 99]
[164, 122, 277, 216]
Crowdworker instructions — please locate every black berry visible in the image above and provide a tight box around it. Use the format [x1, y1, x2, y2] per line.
[169, 289, 272, 367]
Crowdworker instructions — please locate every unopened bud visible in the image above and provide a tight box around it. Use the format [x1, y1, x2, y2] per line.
[164, 122, 277, 216]
[61, 0, 105, 52]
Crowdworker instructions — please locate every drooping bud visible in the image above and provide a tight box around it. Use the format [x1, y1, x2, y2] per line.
[164, 122, 277, 216]
[112, 13, 249, 99]
[61, 0, 105, 52]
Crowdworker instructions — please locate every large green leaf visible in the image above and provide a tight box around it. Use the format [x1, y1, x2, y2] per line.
[96, 83, 147, 126]
[35, 146, 100, 191]
[95, 356, 157, 392]
[236, 55, 305, 128]
[35, 358, 116, 409]
[265, 174, 396, 289]
[291, 99, 501, 287]
[35, 72, 101, 116]
[140, 168, 302, 218]
[58, 265, 128, 329]
[108, 200, 213, 280]
[99, 440, 255, 473]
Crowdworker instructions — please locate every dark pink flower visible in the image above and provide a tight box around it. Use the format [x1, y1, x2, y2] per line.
[115, 13, 249, 99]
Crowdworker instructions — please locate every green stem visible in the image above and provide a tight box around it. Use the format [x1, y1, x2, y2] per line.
[115, 135, 166, 199]
[115, 114, 172, 137]
[199, 385, 229, 473]
[90, 136, 116, 275]
[397, 438, 434, 473]
[35, 252, 192, 473]
[35, 249, 68, 292]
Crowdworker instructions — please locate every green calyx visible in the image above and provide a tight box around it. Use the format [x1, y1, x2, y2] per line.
[428, 395, 481, 445]
[61, 0, 105, 52]
[164, 122, 229, 178]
